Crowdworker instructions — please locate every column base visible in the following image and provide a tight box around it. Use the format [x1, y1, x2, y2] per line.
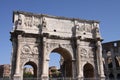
[41, 74, 48, 80]
[100, 74, 105, 80]
[13, 74, 21, 80]
[77, 75, 84, 80]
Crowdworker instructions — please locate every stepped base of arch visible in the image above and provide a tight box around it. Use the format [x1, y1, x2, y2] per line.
[41, 74, 49, 80]
[13, 74, 21, 80]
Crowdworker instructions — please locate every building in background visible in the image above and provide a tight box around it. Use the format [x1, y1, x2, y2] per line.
[102, 40, 120, 80]
[0, 64, 10, 78]
[49, 66, 61, 78]
[24, 67, 33, 75]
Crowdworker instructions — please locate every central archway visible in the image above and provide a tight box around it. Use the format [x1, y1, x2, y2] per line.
[49, 47, 73, 78]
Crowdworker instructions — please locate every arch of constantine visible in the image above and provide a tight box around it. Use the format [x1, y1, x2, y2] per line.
[10, 11, 105, 80]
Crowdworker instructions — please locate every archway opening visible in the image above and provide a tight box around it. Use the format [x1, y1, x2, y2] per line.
[23, 61, 37, 78]
[107, 57, 113, 68]
[83, 63, 94, 78]
[49, 52, 61, 78]
[49, 47, 72, 78]
[115, 57, 119, 68]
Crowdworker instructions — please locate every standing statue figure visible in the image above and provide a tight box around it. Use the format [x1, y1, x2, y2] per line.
[93, 22, 101, 39]
[96, 41, 105, 78]
[15, 14, 22, 30]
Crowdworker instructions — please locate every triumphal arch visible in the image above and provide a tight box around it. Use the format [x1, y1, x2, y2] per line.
[10, 11, 105, 80]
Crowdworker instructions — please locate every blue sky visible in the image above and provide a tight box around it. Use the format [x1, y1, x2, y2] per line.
[0, 0, 120, 67]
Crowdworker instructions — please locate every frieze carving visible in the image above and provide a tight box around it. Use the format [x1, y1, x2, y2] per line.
[62, 44, 71, 48]
[20, 54, 38, 59]
[21, 45, 31, 54]
[24, 37, 37, 43]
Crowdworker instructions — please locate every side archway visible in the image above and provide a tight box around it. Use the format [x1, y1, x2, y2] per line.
[83, 63, 94, 78]
[115, 57, 120, 67]
[23, 61, 37, 78]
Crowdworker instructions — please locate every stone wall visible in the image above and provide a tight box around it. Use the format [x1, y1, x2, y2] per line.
[0, 64, 10, 78]
[102, 40, 120, 80]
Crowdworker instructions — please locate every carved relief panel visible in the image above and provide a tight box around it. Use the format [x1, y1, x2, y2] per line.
[21, 45, 31, 54]
[76, 22, 93, 33]
[80, 48, 88, 58]
[24, 15, 42, 28]
[20, 44, 39, 59]
[80, 47, 94, 62]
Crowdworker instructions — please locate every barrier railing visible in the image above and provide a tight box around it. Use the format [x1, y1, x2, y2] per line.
[0, 77, 106, 80]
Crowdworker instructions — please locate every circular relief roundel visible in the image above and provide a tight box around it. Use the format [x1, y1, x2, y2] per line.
[21, 45, 31, 54]
[81, 48, 87, 55]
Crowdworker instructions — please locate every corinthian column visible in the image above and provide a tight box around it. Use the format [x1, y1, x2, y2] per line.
[41, 37, 49, 79]
[14, 35, 22, 80]
[96, 41, 105, 79]
[76, 40, 83, 80]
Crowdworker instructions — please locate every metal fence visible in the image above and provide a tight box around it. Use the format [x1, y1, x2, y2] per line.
[0, 77, 106, 80]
